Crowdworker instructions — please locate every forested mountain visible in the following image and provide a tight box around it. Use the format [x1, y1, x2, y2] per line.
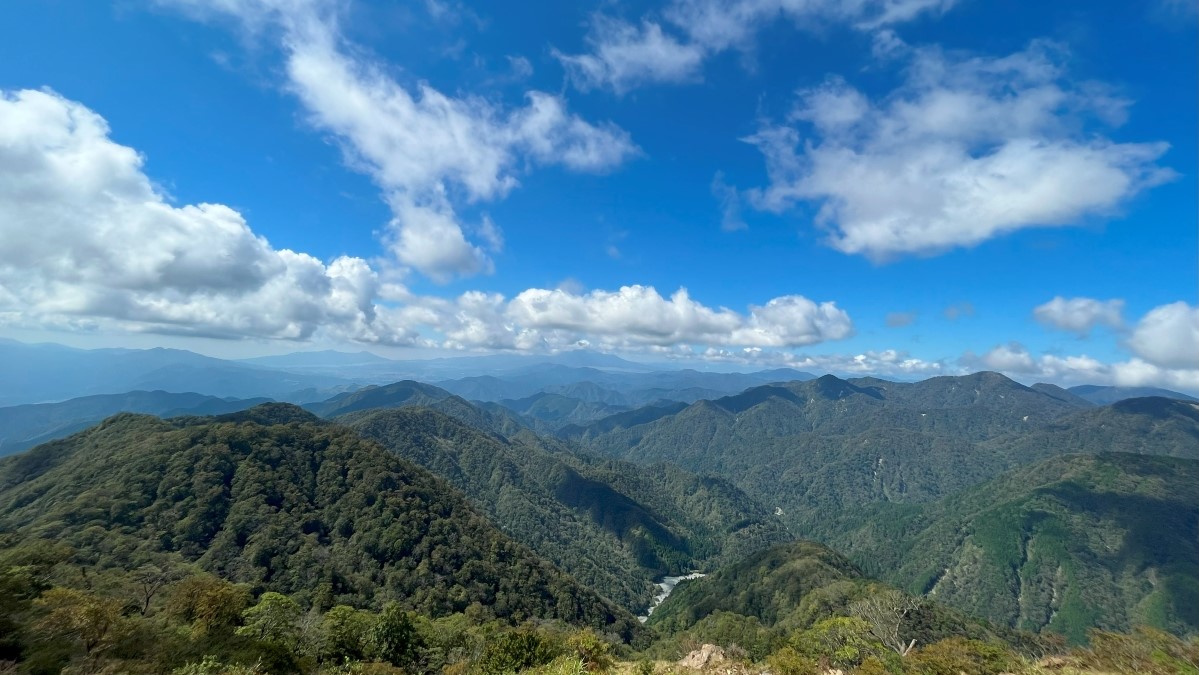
[0, 404, 641, 638]
[497, 392, 629, 429]
[303, 380, 457, 417]
[648, 541, 874, 633]
[646, 540, 1045, 663]
[340, 407, 790, 612]
[569, 373, 1097, 534]
[837, 453, 1199, 644]
[435, 367, 816, 406]
[1068, 384, 1198, 405]
[0, 390, 270, 457]
[981, 396, 1199, 463]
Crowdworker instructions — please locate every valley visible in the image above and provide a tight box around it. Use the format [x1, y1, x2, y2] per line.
[0, 343, 1197, 674]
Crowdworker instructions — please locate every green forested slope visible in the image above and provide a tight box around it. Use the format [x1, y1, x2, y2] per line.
[571, 377, 1199, 542]
[838, 453, 1199, 643]
[0, 404, 641, 638]
[340, 407, 790, 612]
[648, 541, 874, 633]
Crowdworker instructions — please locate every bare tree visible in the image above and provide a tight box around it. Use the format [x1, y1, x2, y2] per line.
[849, 589, 921, 657]
[131, 564, 181, 616]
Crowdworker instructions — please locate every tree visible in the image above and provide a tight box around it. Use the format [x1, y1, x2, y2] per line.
[166, 574, 250, 637]
[848, 590, 920, 657]
[321, 604, 376, 663]
[130, 563, 182, 616]
[368, 602, 423, 668]
[34, 587, 131, 666]
[237, 592, 302, 649]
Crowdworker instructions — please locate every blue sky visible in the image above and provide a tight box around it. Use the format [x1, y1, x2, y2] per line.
[0, 0, 1196, 389]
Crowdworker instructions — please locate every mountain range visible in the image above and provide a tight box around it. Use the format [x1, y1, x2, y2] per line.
[2, 345, 1198, 655]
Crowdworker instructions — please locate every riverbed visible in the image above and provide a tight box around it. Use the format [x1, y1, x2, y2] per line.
[637, 572, 705, 623]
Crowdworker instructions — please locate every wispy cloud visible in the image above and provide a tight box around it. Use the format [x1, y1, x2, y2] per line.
[162, 0, 638, 282]
[553, 0, 957, 93]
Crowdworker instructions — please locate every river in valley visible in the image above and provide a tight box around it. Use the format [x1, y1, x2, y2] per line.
[637, 572, 705, 623]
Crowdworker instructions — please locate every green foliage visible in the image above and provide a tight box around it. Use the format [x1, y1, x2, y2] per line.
[477, 628, 561, 675]
[790, 617, 890, 670]
[237, 593, 302, 648]
[167, 575, 251, 638]
[570, 377, 1199, 642]
[172, 655, 265, 675]
[564, 629, 614, 672]
[33, 587, 132, 661]
[648, 541, 874, 633]
[1080, 626, 1199, 675]
[905, 637, 1023, 675]
[0, 407, 640, 639]
[342, 407, 789, 613]
[367, 602, 422, 668]
[765, 646, 818, 675]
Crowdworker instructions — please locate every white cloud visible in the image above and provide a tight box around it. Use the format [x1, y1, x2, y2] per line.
[964, 341, 1199, 394]
[554, 18, 706, 94]
[979, 343, 1038, 373]
[553, 0, 956, 93]
[711, 172, 746, 232]
[1033, 296, 1125, 335]
[0, 88, 415, 345]
[504, 286, 852, 349]
[1, 88, 858, 355]
[1127, 302, 1199, 369]
[692, 346, 946, 378]
[744, 42, 1175, 259]
[164, 0, 637, 281]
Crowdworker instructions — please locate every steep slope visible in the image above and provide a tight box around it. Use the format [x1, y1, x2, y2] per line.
[340, 407, 790, 613]
[648, 541, 873, 632]
[0, 390, 270, 457]
[572, 373, 1091, 535]
[981, 397, 1199, 462]
[0, 405, 640, 638]
[843, 453, 1199, 643]
[647, 540, 1037, 653]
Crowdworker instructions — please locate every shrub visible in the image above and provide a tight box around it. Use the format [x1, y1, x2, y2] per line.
[906, 637, 1022, 675]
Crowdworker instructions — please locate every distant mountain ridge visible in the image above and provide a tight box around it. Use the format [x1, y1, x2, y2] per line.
[0, 390, 271, 457]
[1067, 384, 1198, 405]
[0, 340, 355, 406]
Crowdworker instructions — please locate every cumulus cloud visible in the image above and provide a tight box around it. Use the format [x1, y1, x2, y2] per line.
[0, 88, 854, 355]
[978, 343, 1038, 373]
[964, 341, 1199, 394]
[554, 0, 955, 92]
[885, 311, 916, 327]
[0, 88, 414, 344]
[691, 346, 946, 378]
[1033, 296, 1124, 335]
[500, 286, 853, 349]
[1127, 302, 1199, 369]
[743, 41, 1175, 259]
[164, 0, 637, 281]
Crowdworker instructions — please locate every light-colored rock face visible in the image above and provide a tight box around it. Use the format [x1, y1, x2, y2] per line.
[678, 644, 726, 670]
